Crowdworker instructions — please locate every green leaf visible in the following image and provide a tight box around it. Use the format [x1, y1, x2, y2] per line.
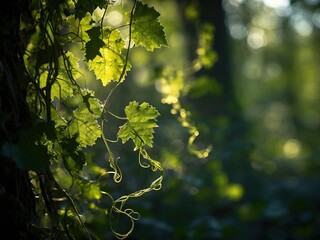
[85, 26, 105, 61]
[67, 93, 103, 147]
[61, 136, 86, 173]
[1, 129, 50, 171]
[130, 2, 168, 51]
[81, 89, 104, 116]
[118, 101, 160, 150]
[74, 0, 105, 20]
[88, 28, 131, 86]
[38, 52, 81, 101]
[79, 12, 93, 42]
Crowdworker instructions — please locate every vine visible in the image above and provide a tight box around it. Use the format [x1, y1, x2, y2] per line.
[0, 0, 214, 238]
[2, 0, 166, 238]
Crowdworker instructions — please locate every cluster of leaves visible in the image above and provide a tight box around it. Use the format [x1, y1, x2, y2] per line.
[2, 0, 168, 239]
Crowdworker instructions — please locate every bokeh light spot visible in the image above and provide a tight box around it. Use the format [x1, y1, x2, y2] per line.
[283, 139, 301, 158]
[263, 0, 290, 9]
[247, 28, 266, 49]
[290, 13, 313, 36]
[225, 184, 244, 201]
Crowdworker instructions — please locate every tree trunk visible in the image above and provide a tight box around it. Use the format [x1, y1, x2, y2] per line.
[0, 0, 36, 238]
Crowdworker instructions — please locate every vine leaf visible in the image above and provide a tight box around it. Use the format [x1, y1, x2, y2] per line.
[130, 1, 168, 51]
[75, 0, 105, 20]
[61, 136, 86, 173]
[39, 52, 80, 100]
[85, 26, 105, 61]
[118, 101, 160, 151]
[88, 28, 131, 86]
[67, 92, 103, 147]
[79, 12, 93, 42]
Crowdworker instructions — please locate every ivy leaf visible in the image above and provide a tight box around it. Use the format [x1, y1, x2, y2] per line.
[130, 2, 168, 51]
[118, 101, 160, 150]
[67, 93, 103, 147]
[88, 28, 131, 86]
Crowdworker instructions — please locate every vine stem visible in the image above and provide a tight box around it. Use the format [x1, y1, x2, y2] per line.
[100, 0, 137, 183]
[46, 169, 93, 240]
[101, 0, 137, 114]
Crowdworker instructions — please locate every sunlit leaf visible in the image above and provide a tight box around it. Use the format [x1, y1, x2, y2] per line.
[130, 1, 167, 51]
[79, 12, 93, 42]
[39, 52, 81, 100]
[67, 93, 103, 147]
[118, 101, 160, 150]
[88, 28, 131, 86]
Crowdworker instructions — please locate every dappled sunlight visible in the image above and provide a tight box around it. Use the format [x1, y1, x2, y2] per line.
[8, 0, 319, 238]
[282, 139, 301, 159]
[225, 0, 320, 175]
[247, 28, 267, 49]
[224, 184, 244, 201]
[76, 0, 320, 238]
[290, 10, 313, 36]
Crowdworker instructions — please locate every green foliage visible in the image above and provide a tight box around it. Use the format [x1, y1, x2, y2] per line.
[88, 28, 131, 86]
[118, 101, 160, 150]
[67, 90, 103, 147]
[131, 1, 168, 51]
[1, 0, 170, 239]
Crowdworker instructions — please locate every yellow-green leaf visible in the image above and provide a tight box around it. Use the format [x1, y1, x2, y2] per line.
[130, 2, 168, 51]
[118, 101, 160, 150]
[67, 95, 103, 147]
[88, 28, 131, 86]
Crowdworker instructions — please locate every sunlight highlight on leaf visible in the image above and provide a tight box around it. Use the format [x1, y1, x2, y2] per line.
[67, 91, 103, 147]
[88, 28, 131, 85]
[130, 1, 168, 51]
[118, 101, 160, 150]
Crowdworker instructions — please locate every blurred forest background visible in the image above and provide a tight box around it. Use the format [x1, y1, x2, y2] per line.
[79, 0, 320, 239]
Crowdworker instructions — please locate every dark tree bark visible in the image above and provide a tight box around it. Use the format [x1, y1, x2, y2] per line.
[0, 0, 37, 238]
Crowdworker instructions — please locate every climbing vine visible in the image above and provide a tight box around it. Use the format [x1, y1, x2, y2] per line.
[0, 0, 213, 239]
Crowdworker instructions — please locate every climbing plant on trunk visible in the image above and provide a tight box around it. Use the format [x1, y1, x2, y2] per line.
[1, 0, 167, 239]
[0, 0, 214, 238]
